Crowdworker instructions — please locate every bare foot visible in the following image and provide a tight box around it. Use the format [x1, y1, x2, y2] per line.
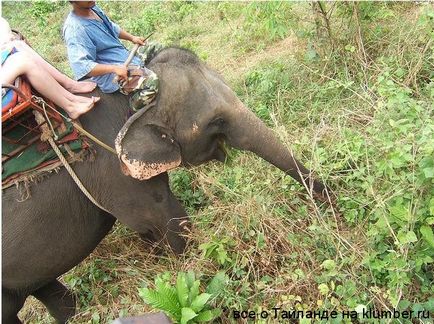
[76, 95, 100, 103]
[67, 80, 97, 94]
[67, 92, 98, 104]
[67, 96, 100, 119]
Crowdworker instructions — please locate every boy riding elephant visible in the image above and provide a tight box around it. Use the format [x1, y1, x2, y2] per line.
[63, 1, 161, 110]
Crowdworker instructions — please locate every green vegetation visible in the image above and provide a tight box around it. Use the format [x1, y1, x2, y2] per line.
[4, 1, 433, 323]
[138, 271, 224, 323]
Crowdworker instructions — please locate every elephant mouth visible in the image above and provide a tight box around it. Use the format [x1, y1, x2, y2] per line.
[119, 153, 181, 180]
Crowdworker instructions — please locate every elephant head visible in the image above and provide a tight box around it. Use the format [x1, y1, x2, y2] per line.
[115, 48, 330, 201]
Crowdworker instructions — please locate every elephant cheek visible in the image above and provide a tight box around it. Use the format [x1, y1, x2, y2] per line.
[119, 153, 181, 180]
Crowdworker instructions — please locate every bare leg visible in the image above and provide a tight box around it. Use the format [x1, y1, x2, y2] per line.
[10, 40, 96, 93]
[1, 52, 99, 119]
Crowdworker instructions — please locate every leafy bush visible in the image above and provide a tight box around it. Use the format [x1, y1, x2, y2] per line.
[138, 271, 226, 323]
[362, 74, 434, 303]
[199, 237, 235, 267]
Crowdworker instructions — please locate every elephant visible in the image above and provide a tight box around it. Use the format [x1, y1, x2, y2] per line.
[2, 47, 331, 323]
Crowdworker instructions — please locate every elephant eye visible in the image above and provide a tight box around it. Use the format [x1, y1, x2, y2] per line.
[208, 117, 225, 127]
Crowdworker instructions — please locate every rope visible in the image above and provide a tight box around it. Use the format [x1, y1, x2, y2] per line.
[33, 95, 58, 140]
[38, 97, 117, 155]
[70, 122, 116, 155]
[33, 110, 111, 213]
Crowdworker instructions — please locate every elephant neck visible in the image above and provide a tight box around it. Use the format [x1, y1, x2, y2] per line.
[78, 89, 130, 149]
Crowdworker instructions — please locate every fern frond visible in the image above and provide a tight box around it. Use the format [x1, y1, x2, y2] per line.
[138, 287, 181, 320]
[157, 283, 181, 314]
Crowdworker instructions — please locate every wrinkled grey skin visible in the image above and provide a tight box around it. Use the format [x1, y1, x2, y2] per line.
[2, 48, 329, 324]
[116, 48, 328, 195]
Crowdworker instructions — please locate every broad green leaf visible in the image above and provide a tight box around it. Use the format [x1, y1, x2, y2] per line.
[190, 293, 211, 313]
[389, 204, 410, 223]
[199, 245, 210, 257]
[176, 273, 189, 307]
[424, 298, 434, 312]
[91, 312, 100, 324]
[180, 307, 197, 324]
[420, 225, 434, 247]
[321, 259, 336, 271]
[188, 280, 200, 305]
[318, 283, 329, 295]
[405, 231, 418, 243]
[196, 308, 222, 322]
[398, 299, 411, 310]
[423, 167, 434, 179]
[420, 157, 434, 179]
[412, 303, 425, 315]
[186, 270, 196, 288]
[397, 230, 418, 245]
[216, 246, 230, 265]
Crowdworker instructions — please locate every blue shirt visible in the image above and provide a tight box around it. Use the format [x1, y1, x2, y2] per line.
[62, 5, 140, 93]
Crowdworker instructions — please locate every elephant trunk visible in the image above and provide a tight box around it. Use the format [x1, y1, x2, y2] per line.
[225, 102, 328, 198]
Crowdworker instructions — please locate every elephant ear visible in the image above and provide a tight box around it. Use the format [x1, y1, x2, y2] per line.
[115, 111, 181, 180]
